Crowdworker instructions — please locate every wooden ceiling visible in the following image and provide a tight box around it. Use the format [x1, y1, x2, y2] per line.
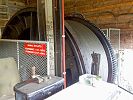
[9, 0, 25, 3]
[64, 0, 133, 29]
[9, 0, 36, 5]
[64, 0, 133, 49]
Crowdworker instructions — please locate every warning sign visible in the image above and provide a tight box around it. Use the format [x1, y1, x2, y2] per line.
[24, 43, 47, 56]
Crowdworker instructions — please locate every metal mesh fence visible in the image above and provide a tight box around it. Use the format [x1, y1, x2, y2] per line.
[0, 39, 49, 81]
[0, 41, 18, 63]
[109, 29, 120, 52]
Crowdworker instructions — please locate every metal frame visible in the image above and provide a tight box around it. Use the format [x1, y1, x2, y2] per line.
[101, 28, 109, 39]
[101, 28, 120, 84]
[109, 28, 121, 51]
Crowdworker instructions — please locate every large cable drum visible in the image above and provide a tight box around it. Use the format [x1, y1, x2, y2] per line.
[65, 17, 117, 84]
[2, 7, 117, 85]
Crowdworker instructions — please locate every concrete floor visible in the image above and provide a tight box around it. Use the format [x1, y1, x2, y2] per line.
[0, 95, 15, 100]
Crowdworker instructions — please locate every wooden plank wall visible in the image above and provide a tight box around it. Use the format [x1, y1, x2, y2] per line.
[65, 0, 133, 49]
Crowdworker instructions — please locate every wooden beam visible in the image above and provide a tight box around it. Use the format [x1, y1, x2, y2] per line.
[98, 22, 132, 29]
[65, 0, 133, 9]
[65, 1, 133, 15]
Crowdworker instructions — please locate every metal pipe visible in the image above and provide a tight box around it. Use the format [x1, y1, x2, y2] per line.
[37, 0, 41, 40]
[62, 0, 66, 88]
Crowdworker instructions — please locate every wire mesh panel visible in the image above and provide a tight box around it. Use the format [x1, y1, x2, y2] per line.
[0, 41, 18, 64]
[109, 29, 120, 52]
[0, 39, 49, 81]
[19, 41, 48, 81]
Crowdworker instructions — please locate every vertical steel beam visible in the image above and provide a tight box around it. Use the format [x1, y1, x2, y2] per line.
[53, 0, 62, 77]
[37, 0, 46, 41]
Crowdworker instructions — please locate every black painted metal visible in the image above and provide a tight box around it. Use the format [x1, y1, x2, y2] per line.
[37, 0, 46, 41]
[14, 76, 64, 100]
[53, 0, 62, 77]
[2, 7, 117, 83]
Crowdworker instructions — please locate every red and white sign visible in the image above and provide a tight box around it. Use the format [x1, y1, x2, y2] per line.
[24, 43, 47, 56]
